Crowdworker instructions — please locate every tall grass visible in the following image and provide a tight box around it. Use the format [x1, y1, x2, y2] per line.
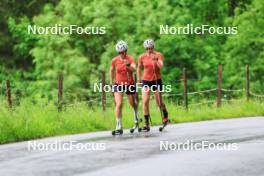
[0, 97, 263, 144]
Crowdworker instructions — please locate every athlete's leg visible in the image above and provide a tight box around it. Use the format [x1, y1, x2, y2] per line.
[154, 91, 168, 120]
[126, 85, 139, 122]
[142, 87, 151, 128]
[154, 91, 164, 109]
[142, 87, 150, 116]
[114, 92, 123, 130]
[127, 94, 139, 123]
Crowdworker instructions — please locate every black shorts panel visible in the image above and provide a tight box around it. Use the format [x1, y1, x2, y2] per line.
[141, 79, 163, 91]
[112, 84, 136, 95]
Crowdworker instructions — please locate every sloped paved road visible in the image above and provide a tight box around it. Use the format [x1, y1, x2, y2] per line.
[0, 117, 264, 176]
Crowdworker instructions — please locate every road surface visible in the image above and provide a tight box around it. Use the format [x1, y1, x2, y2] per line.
[0, 116, 264, 176]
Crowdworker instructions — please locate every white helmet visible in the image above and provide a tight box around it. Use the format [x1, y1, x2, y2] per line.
[115, 40, 128, 53]
[143, 39, 154, 49]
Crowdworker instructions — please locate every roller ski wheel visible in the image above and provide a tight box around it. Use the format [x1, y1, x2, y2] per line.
[159, 118, 170, 132]
[130, 118, 143, 134]
[112, 129, 123, 136]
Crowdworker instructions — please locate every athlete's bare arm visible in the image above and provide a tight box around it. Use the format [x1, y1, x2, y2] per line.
[109, 65, 115, 84]
[151, 53, 163, 69]
[156, 60, 163, 69]
[124, 60, 136, 72]
[137, 58, 143, 83]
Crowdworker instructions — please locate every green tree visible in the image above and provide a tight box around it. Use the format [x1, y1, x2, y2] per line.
[223, 0, 264, 92]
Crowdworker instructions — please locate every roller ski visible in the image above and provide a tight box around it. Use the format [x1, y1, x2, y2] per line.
[130, 118, 142, 133]
[112, 129, 123, 136]
[159, 117, 169, 132]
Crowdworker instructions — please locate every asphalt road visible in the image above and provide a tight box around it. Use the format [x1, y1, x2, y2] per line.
[0, 116, 264, 176]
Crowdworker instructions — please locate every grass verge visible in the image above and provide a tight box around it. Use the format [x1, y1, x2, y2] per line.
[0, 98, 263, 144]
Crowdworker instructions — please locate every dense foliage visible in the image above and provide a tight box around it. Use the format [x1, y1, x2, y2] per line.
[0, 0, 263, 101]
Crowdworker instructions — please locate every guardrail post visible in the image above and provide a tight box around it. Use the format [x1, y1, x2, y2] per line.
[217, 64, 222, 108]
[6, 80, 12, 108]
[183, 67, 188, 110]
[246, 64, 250, 101]
[101, 71, 106, 111]
[58, 73, 63, 111]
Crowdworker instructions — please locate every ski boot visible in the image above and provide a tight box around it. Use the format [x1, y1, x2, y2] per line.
[112, 129, 123, 136]
[142, 116, 150, 132]
[142, 125, 150, 132]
